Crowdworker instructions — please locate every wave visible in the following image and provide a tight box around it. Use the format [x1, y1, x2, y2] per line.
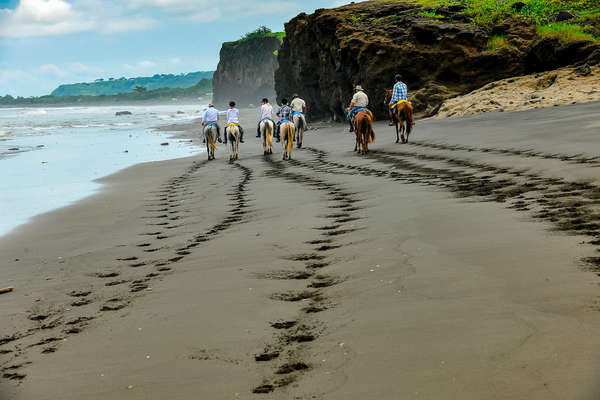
[24, 109, 48, 116]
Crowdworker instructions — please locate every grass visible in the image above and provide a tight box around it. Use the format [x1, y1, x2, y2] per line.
[483, 35, 515, 51]
[225, 26, 285, 46]
[537, 22, 598, 41]
[418, 10, 445, 19]
[378, 0, 600, 28]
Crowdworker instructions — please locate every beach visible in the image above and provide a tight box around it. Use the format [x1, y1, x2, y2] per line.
[1, 104, 600, 399]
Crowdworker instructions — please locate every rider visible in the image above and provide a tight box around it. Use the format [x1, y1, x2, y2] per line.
[224, 101, 244, 144]
[276, 98, 292, 142]
[201, 103, 221, 143]
[257, 98, 274, 139]
[290, 93, 307, 129]
[389, 74, 408, 125]
[346, 85, 368, 132]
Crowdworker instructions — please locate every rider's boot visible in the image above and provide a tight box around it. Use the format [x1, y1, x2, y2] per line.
[256, 124, 261, 138]
[239, 127, 245, 143]
[217, 126, 222, 143]
[223, 129, 228, 144]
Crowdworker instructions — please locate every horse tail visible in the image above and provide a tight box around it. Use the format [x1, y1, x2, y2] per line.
[403, 104, 414, 137]
[206, 126, 217, 151]
[266, 122, 273, 147]
[209, 132, 217, 152]
[287, 124, 294, 154]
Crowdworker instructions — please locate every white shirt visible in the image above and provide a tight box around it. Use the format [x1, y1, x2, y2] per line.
[202, 107, 219, 123]
[260, 103, 273, 120]
[290, 98, 306, 113]
[351, 91, 368, 107]
[227, 108, 240, 124]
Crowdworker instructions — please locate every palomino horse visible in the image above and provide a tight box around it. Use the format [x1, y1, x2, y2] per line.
[292, 112, 306, 148]
[385, 89, 414, 143]
[203, 124, 218, 160]
[280, 121, 295, 160]
[259, 119, 274, 155]
[225, 123, 240, 161]
[354, 109, 375, 155]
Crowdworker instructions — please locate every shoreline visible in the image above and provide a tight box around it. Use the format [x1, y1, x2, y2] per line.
[1, 103, 600, 399]
[0, 105, 209, 238]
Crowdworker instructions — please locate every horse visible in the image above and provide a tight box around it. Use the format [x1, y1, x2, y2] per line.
[354, 109, 375, 155]
[259, 118, 274, 155]
[385, 89, 414, 143]
[292, 111, 306, 148]
[225, 123, 240, 161]
[203, 123, 217, 160]
[280, 121, 295, 160]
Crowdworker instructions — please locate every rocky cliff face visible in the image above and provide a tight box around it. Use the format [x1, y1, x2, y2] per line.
[212, 36, 281, 107]
[275, 1, 599, 120]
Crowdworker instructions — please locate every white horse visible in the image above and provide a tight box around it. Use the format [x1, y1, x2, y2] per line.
[280, 121, 295, 161]
[203, 124, 217, 160]
[292, 112, 306, 149]
[260, 119, 274, 155]
[225, 124, 240, 162]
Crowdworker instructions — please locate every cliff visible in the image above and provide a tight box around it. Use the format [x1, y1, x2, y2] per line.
[212, 35, 282, 107]
[275, 1, 599, 120]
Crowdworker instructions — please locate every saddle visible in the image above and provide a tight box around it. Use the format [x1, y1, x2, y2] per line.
[279, 119, 292, 124]
[259, 117, 273, 124]
[391, 100, 411, 109]
[205, 122, 218, 128]
[291, 111, 304, 116]
[225, 122, 239, 128]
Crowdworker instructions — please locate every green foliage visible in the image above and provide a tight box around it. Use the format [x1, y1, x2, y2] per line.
[537, 21, 598, 41]
[51, 71, 214, 96]
[483, 35, 517, 51]
[225, 26, 285, 46]
[0, 79, 213, 106]
[273, 50, 279, 56]
[379, 0, 600, 28]
[418, 10, 444, 19]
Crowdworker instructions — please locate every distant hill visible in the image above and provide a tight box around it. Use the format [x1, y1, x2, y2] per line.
[51, 71, 214, 96]
[1, 78, 212, 106]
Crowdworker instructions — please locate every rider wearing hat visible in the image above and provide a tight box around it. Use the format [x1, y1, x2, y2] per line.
[389, 74, 408, 125]
[202, 103, 221, 143]
[346, 85, 369, 132]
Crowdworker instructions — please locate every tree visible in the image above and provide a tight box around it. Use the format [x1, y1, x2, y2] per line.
[133, 85, 147, 93]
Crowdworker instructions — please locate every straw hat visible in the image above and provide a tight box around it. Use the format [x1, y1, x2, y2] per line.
[354, 85, 364, 91]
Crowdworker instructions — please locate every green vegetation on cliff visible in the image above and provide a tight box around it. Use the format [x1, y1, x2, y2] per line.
[224, 26, 285, 47]
[382, 0, 599, 41]
[1, 79, 212, 106]
[51, 71, 214, 96]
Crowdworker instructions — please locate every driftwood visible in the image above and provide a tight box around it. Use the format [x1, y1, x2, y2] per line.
[0, 287, 14, 294]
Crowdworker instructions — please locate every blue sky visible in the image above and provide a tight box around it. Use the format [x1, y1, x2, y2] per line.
[0, 0, 342, 97]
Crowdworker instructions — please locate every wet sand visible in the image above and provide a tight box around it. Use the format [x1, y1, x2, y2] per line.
[1, 104, 600, 399]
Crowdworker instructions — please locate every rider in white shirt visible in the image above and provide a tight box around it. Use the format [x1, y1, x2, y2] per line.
[257, 98, 274, 138]
[224, 101, 244, 144]
[202, 103, 221, 142]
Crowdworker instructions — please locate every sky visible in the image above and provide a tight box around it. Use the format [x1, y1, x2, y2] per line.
[0, 0, 343, 97]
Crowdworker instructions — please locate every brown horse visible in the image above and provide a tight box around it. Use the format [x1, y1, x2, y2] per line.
[354, 109, 375, 155]
[385, 89, 414, 143]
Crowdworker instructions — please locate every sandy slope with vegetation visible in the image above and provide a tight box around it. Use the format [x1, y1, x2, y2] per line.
[436, 63, 600, 117]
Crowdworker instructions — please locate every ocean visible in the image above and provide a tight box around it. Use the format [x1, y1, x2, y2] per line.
[0, 104, 206, 237]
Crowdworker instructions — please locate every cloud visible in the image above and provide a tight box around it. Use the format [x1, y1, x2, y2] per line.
[128, 0, 294, 20]
[0, 69, 32, 83]
[0, 0, 158, 37]
[39, 63, 68, 77]
[169, 57, 181, 64]
[137, 60, 155, 68]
